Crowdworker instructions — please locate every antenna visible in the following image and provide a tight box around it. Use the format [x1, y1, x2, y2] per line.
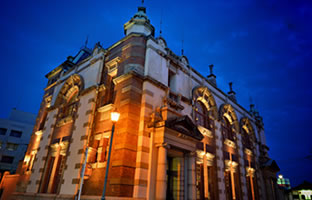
[181, 26, 184, 55]
[181, 39, 184, 55]
[159, 8, 163, 36]
[84, 35, 89, 48]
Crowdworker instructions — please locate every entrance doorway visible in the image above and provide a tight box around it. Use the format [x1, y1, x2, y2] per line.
[167, 156, 182, 200]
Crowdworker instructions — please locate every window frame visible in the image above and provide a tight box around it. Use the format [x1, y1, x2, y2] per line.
[10, 130, 22, 138]
[195, 100, 212, 130]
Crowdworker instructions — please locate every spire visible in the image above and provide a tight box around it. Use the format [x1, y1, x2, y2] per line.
[207, 64, 217, 86]
[124, 6, 155, 36]
[227, 82, 237, 102]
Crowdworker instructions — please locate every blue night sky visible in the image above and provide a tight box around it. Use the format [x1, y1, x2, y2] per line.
[1, 0, 311, 186]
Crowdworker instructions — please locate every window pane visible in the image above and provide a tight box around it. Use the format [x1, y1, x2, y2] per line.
[196, 101, 211, 130]
[0, 128, 7, 135]
[1, 155, 14, 164]
[10, 130, 22, 138]
[6, 143, 18, 151]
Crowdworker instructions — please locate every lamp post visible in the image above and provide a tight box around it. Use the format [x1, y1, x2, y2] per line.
[101, 110, 120, 200]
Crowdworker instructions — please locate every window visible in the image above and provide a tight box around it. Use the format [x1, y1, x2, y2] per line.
[242, 128, 252, 149]
[60, 88, 78, 119]
[196, 163, 205, 200]
[6, 143, 18, 151]
[27, 154, 36, 171]
[0, 141, 2, 149]
[195, 101, 212, 130]
[0, 128, 7, 135]
[1, 155, 14, 164]
[222, 117, 234, 141]
[10, 130, 22, 138]
[168, 70, 176, 91]
[39, 112, 47, 130]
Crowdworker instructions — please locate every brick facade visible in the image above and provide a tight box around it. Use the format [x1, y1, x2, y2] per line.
[13, 6, 281, 200]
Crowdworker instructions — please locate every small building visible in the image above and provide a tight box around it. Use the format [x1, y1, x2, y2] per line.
[277, 174, 291, 190]
[0, 109, 36, 174]
[292, 181, 312, 200]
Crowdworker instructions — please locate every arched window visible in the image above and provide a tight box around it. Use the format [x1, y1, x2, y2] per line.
[195, 101, 211, 130]
[242, 128, 252, 149]
[222, 117, 234, 141]
[60, 87, 78, 119]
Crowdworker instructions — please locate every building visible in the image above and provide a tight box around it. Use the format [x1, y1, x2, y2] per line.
[0, 109, 36, 174]
[13, 6, 281, 200]
[291, 181, 312, 200]
[277, 174, 291, 190]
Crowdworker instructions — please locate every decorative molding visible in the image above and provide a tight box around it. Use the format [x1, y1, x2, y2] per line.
[121, 85, 142, 94]
[197, 125, 213, 138]
[224, 160, 238, 171]
[224, 139, 236, 149]
[244, 148, 253, 156]
[98, 103, 114, 113]
[106, 56, 121, 77]
[56, 116, 73, 127]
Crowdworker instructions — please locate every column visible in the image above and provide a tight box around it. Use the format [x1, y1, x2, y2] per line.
[188, 152, 196, 200]
[250, 174, 255, 200]
[230, 166, 236, 199]
[47, 145, 60, 193]
[155, 143, 168, 200]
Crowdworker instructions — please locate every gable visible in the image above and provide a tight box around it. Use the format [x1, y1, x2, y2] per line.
[165, 115, 204, 141]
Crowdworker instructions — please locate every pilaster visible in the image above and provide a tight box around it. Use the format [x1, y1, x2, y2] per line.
[133, 82, 154, 198]
[155, 143, 168, 200]
[214, 121, 226, 199]
[26, 109, 58, 193]
[59, 91, 96, 195]
[187, 152, 196, 200]
[237, 134, 248, 200]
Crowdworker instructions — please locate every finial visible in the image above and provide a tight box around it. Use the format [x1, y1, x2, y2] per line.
[249, 96, 255, 112]
[207, 64, 216, 86]
[227, 82, 236, 102]
[229, 82, 233, 92]
[209, 64, 214, 75]
[141, 0, 144, 5]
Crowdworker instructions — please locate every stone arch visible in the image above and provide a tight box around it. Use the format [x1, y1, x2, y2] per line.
[219, 104, 239, 133]
[55, 74, 84, 106]
[240, 117, 256, 141]
[192, 86, 218, 119]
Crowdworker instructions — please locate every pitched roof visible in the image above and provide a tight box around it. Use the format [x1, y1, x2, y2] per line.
[165, 115, 204, 141]
[293, 181, 312, 190]
[261, 159, 280, 172]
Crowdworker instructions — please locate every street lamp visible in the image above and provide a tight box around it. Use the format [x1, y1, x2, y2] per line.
[101, 110, 120, 200]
